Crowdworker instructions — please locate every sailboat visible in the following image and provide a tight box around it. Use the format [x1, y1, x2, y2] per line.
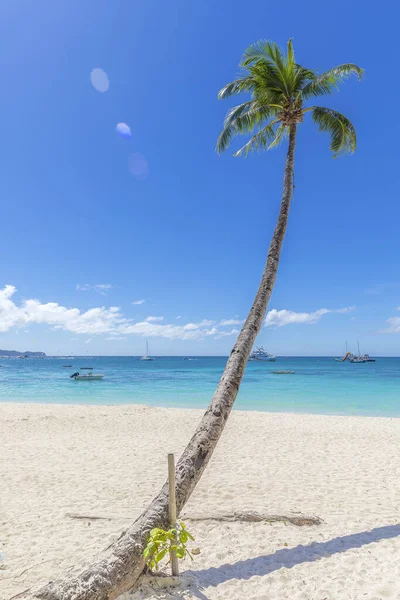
[139, 341, 154, 361]
[334, 341, 352, 362]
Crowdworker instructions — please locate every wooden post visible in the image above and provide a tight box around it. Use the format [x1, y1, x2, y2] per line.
[167, 453, 179, 577]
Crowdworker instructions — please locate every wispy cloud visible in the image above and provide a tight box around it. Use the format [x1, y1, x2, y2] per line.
[382, 308, 400, 333]
[265, 306, 355, 327]
[145, 316, 164, 322]
[219, 318, 244, 326]
[120, 320, 222, 340]
[364, 282, 400, 295]
[76, 284, 113, 295]
[132, 299, 145, 305]
[176, 316, 182, 320]
[383, 318, 400, 333]
[216, 328, 240, 339]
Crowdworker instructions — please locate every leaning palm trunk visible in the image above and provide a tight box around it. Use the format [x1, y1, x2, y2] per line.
[35, 126, 297, 600]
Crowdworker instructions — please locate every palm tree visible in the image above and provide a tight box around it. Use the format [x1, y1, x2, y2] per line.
[36, 41, 363, 600]
[213, 37, 364, 377]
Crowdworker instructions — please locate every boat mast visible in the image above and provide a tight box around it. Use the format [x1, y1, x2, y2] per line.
[357, 341, 360, 358]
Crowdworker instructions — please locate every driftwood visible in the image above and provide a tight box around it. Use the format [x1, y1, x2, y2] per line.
[65, 512, 322, 527]
[66, 514, 118, 521]
[9, 589, 32, 600]
[182, 512, 323, 526]
[32, 126, 297, 600]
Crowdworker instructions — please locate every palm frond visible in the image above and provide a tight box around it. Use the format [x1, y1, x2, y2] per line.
[302, 64, 364, 98]
[241, 40, 294, 98]
[216, 121, 239, 154]
[218, 77, 254, 100]
[223, 101, 257, 126]
[287, 38, 295, 70]
[311, 106, 356, 156]
[225, 103, 277, 132]
[217, 103, 278, 154]
[247, 61, 287, 97]
[268, 124, 289, 149]
[241, 40, 277, 66]
[233, 122, 279, 157]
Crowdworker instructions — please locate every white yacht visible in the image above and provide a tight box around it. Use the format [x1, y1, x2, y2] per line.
[249, 346, 276, 362]
[349, 342, 367, 363]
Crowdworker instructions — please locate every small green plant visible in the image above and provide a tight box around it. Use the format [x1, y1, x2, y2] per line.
[143, 521, 196, 572]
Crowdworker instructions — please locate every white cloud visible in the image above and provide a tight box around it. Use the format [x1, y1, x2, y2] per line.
[132, 299, 145, 305]
[265, 306, 355, 327]
[85, 338, 92, 344]
[183, 319, 215, 331]
[119, 319, 218, 341]
[0, 285, 126, 334]
[176, 316, 182, 320]
[76, 283, 113, 295]
[383, 311, 400, 333]
[216, 328, 240, 339]
[0, 285, 245, 342]
[0, 285, 232, 341]
[219, 318, 244, 326]
[205, 327, 219, 336]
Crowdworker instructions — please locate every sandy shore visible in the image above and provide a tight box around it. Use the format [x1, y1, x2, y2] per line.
[1, 403, 400, 600]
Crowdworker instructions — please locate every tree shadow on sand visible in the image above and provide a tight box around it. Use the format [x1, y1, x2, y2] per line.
[188, 523, 400, 588]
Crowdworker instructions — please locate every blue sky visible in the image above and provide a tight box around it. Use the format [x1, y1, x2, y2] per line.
[0, 0, 399, 356]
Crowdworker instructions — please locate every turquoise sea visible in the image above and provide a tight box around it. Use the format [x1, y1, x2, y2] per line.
[0, 356, 400, 417]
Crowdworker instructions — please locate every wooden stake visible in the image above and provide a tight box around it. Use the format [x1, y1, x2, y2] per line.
[167, 453, 179, 577]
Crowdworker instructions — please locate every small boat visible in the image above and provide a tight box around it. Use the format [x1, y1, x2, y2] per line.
[273, 370, 296, 375]
[62, 365, 72, 368]
[361, 354, 376, 362]
[349, 342, 367, 363]
[81, 367, 94, 370]
[250, 346, 276, 362]
[70, 371, 104, 381]
[139, 341, 154, 361]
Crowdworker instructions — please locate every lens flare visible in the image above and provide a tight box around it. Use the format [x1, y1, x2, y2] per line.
[90, 68, 109, 93]
[116, 122, 132, 139]
[128, 153, 149, 179]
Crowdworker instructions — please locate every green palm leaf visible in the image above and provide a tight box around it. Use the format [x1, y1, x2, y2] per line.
[217, 38, 362, 159]
[302, 64, 364, 98]
[311, 106, 356, 156]
[241, 40, 283, 68]
[268, 124, 289, 149]
[218, 77, 253, 100]
[233, 123, 278, 157]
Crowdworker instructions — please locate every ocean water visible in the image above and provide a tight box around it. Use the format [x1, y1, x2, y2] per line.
[0, 356, 399, 417]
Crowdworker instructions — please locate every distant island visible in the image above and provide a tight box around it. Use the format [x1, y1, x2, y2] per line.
[0, 350, 46, 357]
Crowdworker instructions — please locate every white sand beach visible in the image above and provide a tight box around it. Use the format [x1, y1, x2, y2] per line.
[1, 403, 400, 600]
